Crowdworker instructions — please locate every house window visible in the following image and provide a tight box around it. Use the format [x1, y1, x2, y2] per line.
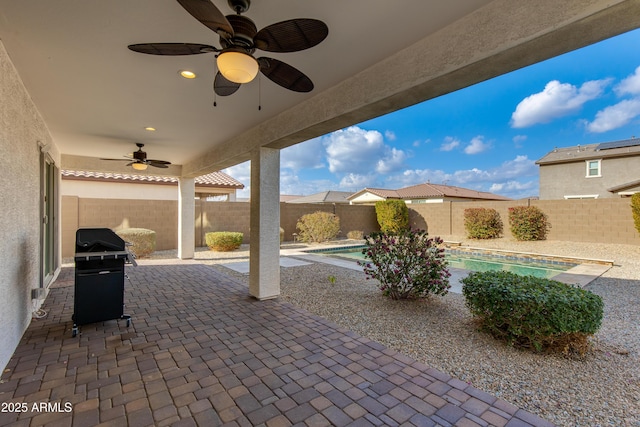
[586, 159, 601, 177]
[564, 195, 599, 199]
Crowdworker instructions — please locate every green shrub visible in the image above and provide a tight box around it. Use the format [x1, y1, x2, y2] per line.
[509, 206, 550, 241]
[115, 228, 156, 258]
[296, 211, 340, 243]
[632, 193, 640, 235]
[359, 229, 451, 300]
[464, 208, 503, 239]
[205, 232, 243, 251]
[346, 230, 364, 240]
[461, 271, 603, 355]
[375, 200, 409, 233]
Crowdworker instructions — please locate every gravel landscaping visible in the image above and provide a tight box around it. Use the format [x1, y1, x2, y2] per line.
[151, 237, 640, 427]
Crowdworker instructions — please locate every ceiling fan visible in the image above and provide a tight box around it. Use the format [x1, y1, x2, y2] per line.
[127, 0, 328, 97]
[101, 143, 171, 171]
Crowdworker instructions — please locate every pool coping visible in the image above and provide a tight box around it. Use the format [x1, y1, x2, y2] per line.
[283, 243, 612, 288]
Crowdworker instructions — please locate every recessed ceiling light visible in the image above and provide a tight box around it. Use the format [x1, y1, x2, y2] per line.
[179, 70, 197, 79]
[144, 127, 156, 132]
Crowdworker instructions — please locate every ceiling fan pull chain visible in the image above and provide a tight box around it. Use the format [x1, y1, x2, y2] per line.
[213, 57, 218, 107]
[258, 73, 262, 111]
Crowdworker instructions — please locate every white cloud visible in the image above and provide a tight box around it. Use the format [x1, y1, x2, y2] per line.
[375, 147, 407, 174]
[324, 126, 406, 175]
[463, 136, 491, 155]
[615, 66, 640, 96]
[511, 79, 610, 128]
[385, 130, 397, 141]
[280, 172, 339, 196]
[384, 155, 537, 190]
[339, 173, 377, 190]
[488, 180, 538, 199]
[281, 138, 325, 171]
[440, 136, 460, 151]
[586, 98, 640, 133]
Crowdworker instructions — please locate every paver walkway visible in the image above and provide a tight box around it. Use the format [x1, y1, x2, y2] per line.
[0, 262, 554, 426]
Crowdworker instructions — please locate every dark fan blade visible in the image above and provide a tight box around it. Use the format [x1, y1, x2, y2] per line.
[125, 161, 135, 167]
[128, 43, 217, 55]
[148, 162, 169, 168]
[177, 0, 234, 38]
[214, 72, 241, 96]
[100, 158, 131, 161]
[258, 57, 313, 92]
[254, 19, 328, 53]
[147, 159, 172, 165]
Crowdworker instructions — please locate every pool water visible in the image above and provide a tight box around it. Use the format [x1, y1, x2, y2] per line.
[310, 246, 576, 279]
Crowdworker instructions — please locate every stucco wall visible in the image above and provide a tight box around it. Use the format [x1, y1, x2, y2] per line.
[539, 157, 640, 199]
[0, 41, 58, 371]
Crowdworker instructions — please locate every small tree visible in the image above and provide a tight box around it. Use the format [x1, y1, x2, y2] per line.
[464, 208, 502, 239]
[358, 229, 451, 300]
[508, 205, 550, 241]
[375, 200, 409, 233]
[632, 193, 640, 235]
[296, 211, 340, 243]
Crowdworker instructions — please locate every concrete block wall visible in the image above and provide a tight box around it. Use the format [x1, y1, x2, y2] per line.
[197, 201, 251, 247]
[279, 204, 335, 241]
[61, 197, 640, 258]
[533, 199, 639, 244]
[410, 198, 640, 245]
[63, 197, 178, 257]
[335, 204, 378, 238]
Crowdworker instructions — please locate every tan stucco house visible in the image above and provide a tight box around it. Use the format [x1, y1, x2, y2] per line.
[348, 182, 511, 205]
[536, 138, 640, 200]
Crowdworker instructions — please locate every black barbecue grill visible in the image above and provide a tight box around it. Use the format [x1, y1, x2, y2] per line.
[73, 228, 135, 337]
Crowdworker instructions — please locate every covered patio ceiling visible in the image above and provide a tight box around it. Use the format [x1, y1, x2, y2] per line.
[1, 0, 639, 178]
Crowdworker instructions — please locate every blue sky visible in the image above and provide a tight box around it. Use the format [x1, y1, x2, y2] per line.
[225, 28, 640, 200]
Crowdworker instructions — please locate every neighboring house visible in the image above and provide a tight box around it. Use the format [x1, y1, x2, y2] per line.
[286, 191, 353, 204]
[348, 182, 511, 205]
[536, 138, 640, 200]
[62, 170, 244, 201]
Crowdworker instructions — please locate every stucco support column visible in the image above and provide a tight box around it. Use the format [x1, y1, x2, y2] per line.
[249, 147, 280, 300]
[178, 177, 195, 260]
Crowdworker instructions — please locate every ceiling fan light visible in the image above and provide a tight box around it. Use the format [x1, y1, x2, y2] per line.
[217, 51, 259, 84]
[132, 162, 148, 171]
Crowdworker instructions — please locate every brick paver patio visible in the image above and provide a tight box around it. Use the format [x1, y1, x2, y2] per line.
[0, 261, 555, 426]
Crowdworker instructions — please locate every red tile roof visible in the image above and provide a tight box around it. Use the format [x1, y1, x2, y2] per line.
[349, 183, 510, 201]
[61, 170, 244, 189]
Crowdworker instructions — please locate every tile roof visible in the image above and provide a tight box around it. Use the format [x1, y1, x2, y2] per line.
[398, 183, 511, 200]
[349, 183, 510, 201]
[287, 191, 353, 204]
[536, 138, 640, 165]
[61, 170, 244, 189]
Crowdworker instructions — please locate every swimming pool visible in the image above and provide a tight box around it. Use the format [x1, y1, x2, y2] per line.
[306, 245, 578, 279]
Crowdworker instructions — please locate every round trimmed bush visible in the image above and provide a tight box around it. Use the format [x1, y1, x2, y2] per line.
[464, 208, 503, 239]
[462, 271, 603, 355]
[206, 232, 243, 251]
[508, 205, 550, 241]
[115, 228, 156, 258]
[296, 211, 340, 243]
